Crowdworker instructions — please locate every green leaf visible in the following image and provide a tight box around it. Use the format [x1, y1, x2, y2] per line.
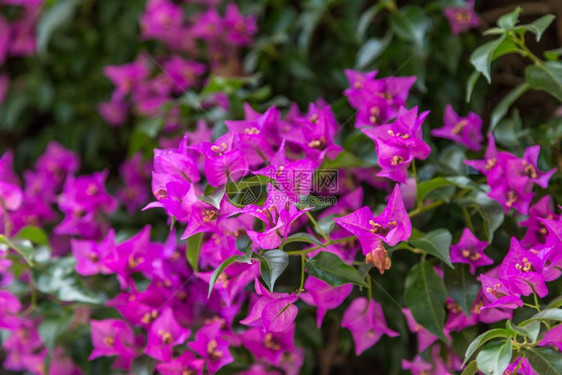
[464, 328, 509, 365]
[525, 61, 562, 101]
[523, 347, 562, 375]
[39, 314, 73, 349]
[306, 252, 366, 287]
[37, 0, 83, 54]
[208, 250, 253, 297]
[466, 71, 481, 102]
[518, 14, 556, 41]
[444, 264, 480, 316]
[461, 360, 479, 375]
[476, 340, 512, 375]
[32, 258, 99, 304]
[416, 176, 476, 203]
[470, 36, 506, 83]
[457, 192, 505, 242]
[520, 308, 562, 326]
[490, 82, 530, 131]
[320, 151, 368, 169]
[404, 262, 448, 342]
[186, 233, 203, 273]
[202, 76, 248, 96]
[15, 226, 49, 246]
[137, 117, 163, 138]
[356, 34, 392, 69]
[255, 250, 289, 291]
[497, 7, 521, 30]
[356, 4, 381, 41]
[506, 320, 534, 339]
[282, 233, 325, 249]
[200, 185, 225, 209]
[491, 40, 519, 60]
[544, 47, 562, 61]
[0, 235, 34, 267]
[547, 297, 562, 309]
[409, 229, 453, 268]
[389, 6, 428, 46]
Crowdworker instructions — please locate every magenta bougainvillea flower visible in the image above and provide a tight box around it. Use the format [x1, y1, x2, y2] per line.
[145, 307, 191, 362]
[342, 297, 398, 355]
[363, 107, 430, 183]
[89, 319, 136, 362]
[0, 151, 24, 212]
[236, 185, 311, 249]
[239, 326, 295, 366]
[155, 350, 205, 375]
[520, 195, 559, 246]
[450, 228, 493, 273]
[500, 237, 548, 298]
[241, 280, 298, 332]
[300, 276, 353, 328]
[401, 355, 433, 375]
[188, 320, 234, 374]
[431, 104, 483, 151]
[0, 291, 21, 329]
[479, 274, 523, 310]
[344, 69, 416, 127]
[443, 0, 480, 35]
[334, 184, 411, 257]
[465, 135, 556, 215]
[504, 357, 538, 375]
[191, 131, 248, 187]
[71, 229, 116, 276]
[402, 308, 440, 352]
[539, 324, 562, 351]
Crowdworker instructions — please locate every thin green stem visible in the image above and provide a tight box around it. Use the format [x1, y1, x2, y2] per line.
[462, 206, 474, 232]
[511, 32, 542, 65]
[411, 160, 421, 210]
[408, 200, 445, 217]
[306, 210, 329, 242]
[286, 235, 356, 256]
[298, 254, 305, 295]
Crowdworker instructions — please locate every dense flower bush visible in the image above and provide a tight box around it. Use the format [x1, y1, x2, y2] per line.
[0, 1, 562, 374]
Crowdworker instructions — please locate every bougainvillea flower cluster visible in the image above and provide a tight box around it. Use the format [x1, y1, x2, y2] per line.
[0, 1, 561, 375]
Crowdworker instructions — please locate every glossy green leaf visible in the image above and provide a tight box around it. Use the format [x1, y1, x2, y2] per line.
[404, 262, 448, 342]
[525, 61, 562, 101]
[32, 258, 99, 304]
[476, 340, 512, 375]
[282, 232, 325, 249]
[389, 6, 428, 46]
[37, 0, 83, 54]
[356, 34, 391, 69]
[200, 185, 226, 209]
[461, 360, 479, 375]
[208, 249, 253, 297]
[517, 14, 556, 41]
[39, 314, 73, 349]
[0, 235, 34, 267]
[464, 328, 509, 365]
[306, 252, 367, 287]
[410, 229, 453, 268]
[490, 82, 529, 131]
[186, 233, 203, 273]
[15, 226, 49, 246]
[520, 308, 562, 326]
[444, 264, 480, 316]
[466, 71, 481, 102]
[255, 250, 289, 291]
[523, 347, 562, 375]
[470, 36, 505, 83]
[497, 7, 521, 30]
